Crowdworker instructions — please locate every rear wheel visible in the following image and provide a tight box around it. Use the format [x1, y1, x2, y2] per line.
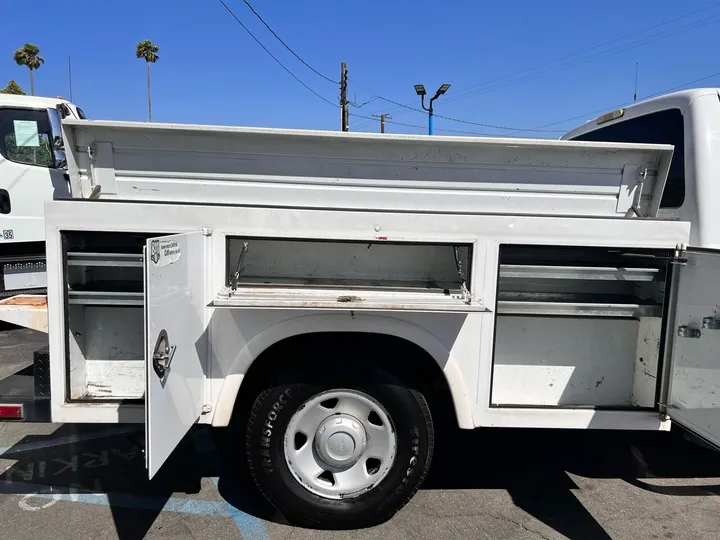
[245, 366, 434, 529]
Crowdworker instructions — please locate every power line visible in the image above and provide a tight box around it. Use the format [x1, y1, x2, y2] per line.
[430, 13, 720, 109]
[348, 113, 503, 136]
[362, 7, 720, 132]
[224, 0, 564, 134]
[509, 69, 720, 136]
[361, 4, 720, 122]
[238, 0, 338, 84]
[441, 4, 720, 106]
[217, 0, 337, 107]
[372, 96, 564, 132]
[349, 113, 424, 130]
[361, 69, 720, 137]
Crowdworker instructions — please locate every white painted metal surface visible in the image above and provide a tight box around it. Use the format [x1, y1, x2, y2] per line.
[665, 249, 720, 447]
[44, 199, 690, 432]
[0, 94, 80, 245]
[145, 231, 209, 478]
[85, 360, 144, 399]
[632, 318, 662, 408]
[61, 118, 673, 219]
[492, 316, 639, 407]
[67, 305, 143, 399]
[564, 88, 720, 249]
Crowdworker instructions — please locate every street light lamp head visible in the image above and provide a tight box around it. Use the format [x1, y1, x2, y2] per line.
[414, 84, 427, 96]
[437, 83, 451, 95]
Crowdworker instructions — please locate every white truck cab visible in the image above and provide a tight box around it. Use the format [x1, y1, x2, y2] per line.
[0, 94, 85, 295]
[563, 88, 720, 248]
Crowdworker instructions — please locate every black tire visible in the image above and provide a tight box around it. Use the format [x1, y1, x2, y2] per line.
[245, 365, 434, 529]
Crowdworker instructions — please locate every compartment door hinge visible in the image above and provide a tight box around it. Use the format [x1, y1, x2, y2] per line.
[671, 243, 688, 266]
[86, 141, 116, 198]
[619, 165, 647, 217]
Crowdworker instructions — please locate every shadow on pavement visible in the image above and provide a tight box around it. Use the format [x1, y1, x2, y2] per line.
[424, 404, 720, 540]
[0, 424, 209, 540]
[1, 414, 718, 539]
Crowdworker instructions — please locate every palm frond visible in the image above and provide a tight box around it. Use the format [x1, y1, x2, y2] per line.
[136, 40, 160, 62]
[13, 44, 43, 70]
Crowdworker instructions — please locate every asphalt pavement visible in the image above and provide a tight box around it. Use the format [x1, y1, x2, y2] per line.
[1, 323, 719, 539]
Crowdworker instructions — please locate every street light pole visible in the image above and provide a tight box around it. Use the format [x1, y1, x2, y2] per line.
[414, 83, 451, 135]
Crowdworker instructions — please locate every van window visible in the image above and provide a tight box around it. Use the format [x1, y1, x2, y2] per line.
[571, 109, 685, 208]
[0, 107, 54, 167]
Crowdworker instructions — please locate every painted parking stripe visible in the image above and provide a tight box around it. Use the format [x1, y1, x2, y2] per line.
[1, 427, 270, 539]
[0, 427, 139, 456]
[192, 429, 270, 540]
[211, 477, 270, 540]
[0, 481, 231, 516]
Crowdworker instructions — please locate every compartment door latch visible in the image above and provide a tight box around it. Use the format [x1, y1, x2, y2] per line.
[702, 316, 720, 330]
[677, 325, 701, 339]
[152, 329, 176, 379]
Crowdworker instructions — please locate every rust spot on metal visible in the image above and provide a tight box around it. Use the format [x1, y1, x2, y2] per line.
[0, 295, 47, 308]
[337, 295, 363, 303]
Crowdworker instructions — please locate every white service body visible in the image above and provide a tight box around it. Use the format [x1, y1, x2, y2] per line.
[4, 90, 720, 483]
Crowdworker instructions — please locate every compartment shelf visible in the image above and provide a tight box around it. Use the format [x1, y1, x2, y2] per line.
[63, 232, 150, 403]
[68, 290, 144, 306]
[492, 244, 670, 410]
[497, 300, 661, 318]
[67, 252, 143, 267]
[499, 265, 660, 282]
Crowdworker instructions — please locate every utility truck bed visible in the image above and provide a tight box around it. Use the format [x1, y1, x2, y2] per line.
[6, 111, 720, 530]
[62, 119, 672, 218]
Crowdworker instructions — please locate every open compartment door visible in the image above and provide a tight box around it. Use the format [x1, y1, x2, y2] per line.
[144, 231, 209, 478]
[665, 249, 720, 448]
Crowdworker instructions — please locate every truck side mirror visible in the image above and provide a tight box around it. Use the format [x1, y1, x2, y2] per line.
[47, 106, 67, 169]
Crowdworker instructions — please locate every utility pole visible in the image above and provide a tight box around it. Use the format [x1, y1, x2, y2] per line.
[340, 62, 349, 131]
[372, 113, 391, 133]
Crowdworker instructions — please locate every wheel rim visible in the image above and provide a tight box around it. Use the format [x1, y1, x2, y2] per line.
[283, 389, 397, 499]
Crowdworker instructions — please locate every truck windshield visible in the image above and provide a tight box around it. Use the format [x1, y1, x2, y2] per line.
[0, 107, 54, 167]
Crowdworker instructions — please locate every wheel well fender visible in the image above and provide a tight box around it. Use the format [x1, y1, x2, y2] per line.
[211, 313, 474, 429]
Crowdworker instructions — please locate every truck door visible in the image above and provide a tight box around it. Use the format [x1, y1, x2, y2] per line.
[144, 230, 209, 477]
[0, 106, 69, 245]
[664, 249, 720, 448]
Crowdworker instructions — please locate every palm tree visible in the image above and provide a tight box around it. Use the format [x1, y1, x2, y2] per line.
[136, 40, 159, 122]
[13, 44, 44, 96]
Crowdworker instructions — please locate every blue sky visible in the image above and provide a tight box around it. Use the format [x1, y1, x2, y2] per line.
[2, 0, 720, 137]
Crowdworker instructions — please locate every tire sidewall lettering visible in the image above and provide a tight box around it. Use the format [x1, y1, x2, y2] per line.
[258, 388, 291, 474]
